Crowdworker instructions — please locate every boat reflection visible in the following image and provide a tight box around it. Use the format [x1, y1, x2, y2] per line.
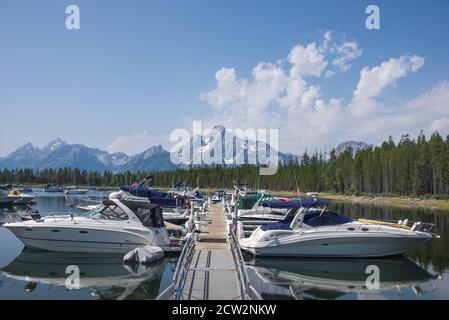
[246, 257, 439, 300]
[1, 248, 174, 299]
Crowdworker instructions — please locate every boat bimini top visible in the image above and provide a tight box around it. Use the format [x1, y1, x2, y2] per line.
[259, 199, 331, 231]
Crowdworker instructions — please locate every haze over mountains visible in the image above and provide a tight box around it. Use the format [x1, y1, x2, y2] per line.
[0, 128, 369, 172]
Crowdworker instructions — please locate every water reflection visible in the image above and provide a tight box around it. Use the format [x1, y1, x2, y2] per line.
[327, 201, 449, 274]
[247, 257, 439, 300]
[1, 248, 176, 300]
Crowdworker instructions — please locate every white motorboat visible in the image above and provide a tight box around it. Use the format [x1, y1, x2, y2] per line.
[6, 189, 36, 205]
[0, 191, 15, 207]
[233, 193, 320, 237]
[3, 190, 175, 254]
[240, 206, 439, 258]
[211, 189, 225, 203]
[65, 186, 89, 195]
[43, 183, 64, 192]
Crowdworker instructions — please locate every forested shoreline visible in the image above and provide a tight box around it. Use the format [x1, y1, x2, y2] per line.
[1, 131, 448, 198]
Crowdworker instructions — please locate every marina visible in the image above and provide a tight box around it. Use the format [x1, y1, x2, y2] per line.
[0, 187, 448, 300]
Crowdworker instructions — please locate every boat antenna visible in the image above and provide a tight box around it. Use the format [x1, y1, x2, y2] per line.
[293, 169, 302, 207]
[114, 175, 120, 190]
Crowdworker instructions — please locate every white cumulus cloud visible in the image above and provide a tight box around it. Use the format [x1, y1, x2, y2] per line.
[197, 32, 447, 154]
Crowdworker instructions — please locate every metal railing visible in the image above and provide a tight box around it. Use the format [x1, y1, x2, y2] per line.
[228, 230, 263, 300]
[301, 220, 437, 236]
[156, 233, 197, 300]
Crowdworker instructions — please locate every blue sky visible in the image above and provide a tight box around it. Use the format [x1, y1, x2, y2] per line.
[0, 0, 448, 156]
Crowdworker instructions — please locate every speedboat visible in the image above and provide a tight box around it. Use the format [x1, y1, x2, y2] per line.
[43, 183, 64, 192]
[3, 190, 175, 254]
[234, 192, 320, 237]
[6, 189, 36, 205]
[65, 186, 89, 195]
[211, 189, 225, 203]
[121, 185, 192, 225]
[0, 191, 15, 207]
[240, 204, 439, 258]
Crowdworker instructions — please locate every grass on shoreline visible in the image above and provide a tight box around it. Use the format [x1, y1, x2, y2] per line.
[271, 190, 449, 210]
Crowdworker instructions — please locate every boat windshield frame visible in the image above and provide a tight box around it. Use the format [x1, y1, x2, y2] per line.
[301, 210, 353, 228]
[80, 203, 129, 221]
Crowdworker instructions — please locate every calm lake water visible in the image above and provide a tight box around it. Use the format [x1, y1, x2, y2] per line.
[1, 191, 448, 300]
[246, 201, 449, 300]
[0, 190, 177, 300]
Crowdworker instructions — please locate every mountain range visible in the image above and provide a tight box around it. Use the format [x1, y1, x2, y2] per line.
[0, 128, 369, 172]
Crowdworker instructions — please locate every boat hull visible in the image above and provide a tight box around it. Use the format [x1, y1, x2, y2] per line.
[240, 234, 432, 258]
[65, 190, 89, 195]
[4, 224, 161, 254]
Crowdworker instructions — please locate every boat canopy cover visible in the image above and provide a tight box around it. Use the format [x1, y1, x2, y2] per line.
[261, 197, 328, 209]
[121, 185, 183, 207]
[121, 185, 168, 198]
[260, 217, 294, 231]
[303, 211, 352, 227]
[237, 193, 273, 210]
[122, 201, 165, 228]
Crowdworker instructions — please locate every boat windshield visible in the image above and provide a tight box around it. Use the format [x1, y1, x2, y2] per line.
[81, 204, 128, 221]
[302, 211, 352, 227]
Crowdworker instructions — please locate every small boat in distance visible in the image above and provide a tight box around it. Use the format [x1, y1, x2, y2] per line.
[65, 186, 89, 195]
[211, 189, 225, 203]
[0, 191, 15, 207]
[6, 189, 36, 205]
[43, 183, 64, 192]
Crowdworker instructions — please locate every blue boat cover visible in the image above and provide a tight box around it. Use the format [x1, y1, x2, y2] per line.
[121, 185, 182, 207]
[261, 197, 328, 209]
[260, 217, 294, 231]
[303, 211, 352, 227]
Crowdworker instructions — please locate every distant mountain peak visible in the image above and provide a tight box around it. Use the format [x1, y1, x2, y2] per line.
[335, 141, 371, 156]
[16, 142, 35, 151]
[44, 138, 67, 151]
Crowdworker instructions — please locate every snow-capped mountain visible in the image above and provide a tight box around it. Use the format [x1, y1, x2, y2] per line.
[0, 127, 299, 172]
[178, 125, 298, 166]
[0, 139, 132, 172]
[334, 141, 371, 156]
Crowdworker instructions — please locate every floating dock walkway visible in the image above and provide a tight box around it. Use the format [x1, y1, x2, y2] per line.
[157, 203, 261, 300]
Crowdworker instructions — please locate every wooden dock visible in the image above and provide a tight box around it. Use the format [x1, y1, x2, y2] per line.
[180, 204, 242, 300]
[157, 203, 262, 300]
